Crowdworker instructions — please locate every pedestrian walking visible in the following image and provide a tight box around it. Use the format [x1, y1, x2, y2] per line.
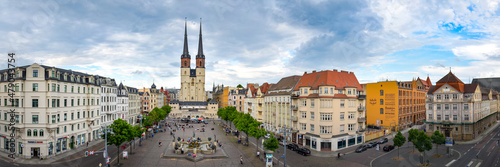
[240, 155, 243, 164]
[86, 141, 89, 147]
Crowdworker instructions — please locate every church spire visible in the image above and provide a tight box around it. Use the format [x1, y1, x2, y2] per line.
[181, 17, 190, 59]
[196, 18, 204, 59]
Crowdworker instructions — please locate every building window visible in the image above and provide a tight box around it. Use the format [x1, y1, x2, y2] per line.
[444, 94, 449, 99]
[300, 123, 306, 130]
[380, 108, 384, 114]
[348, 124, 355, 131]
[380, 99, 384, 105]
[340, 112, 345, 120]
[444, 104, 449, 110]
[348, 112, 354, 119]
[464, 104, 469, 110]
[27, 129, 31, 136]
[348, 89, 352, 95]
[32, 83, 38, 91]
[310, 112, 314, 119]
[428, 104, 432, 110]
[428, 114, 433, 120]
[436, 95, 441, 99]
[32, 115, 39, 124]
[320, 113, 332, 121]
[33, 70, 38, 77]
[464, 114, 469, 121]
[64, 126, 67, 132]
[52, 115, 56, 123]
[453, 104, 457, 110]
[310, 124, 314, 132]
[57, 114, 60, 122]
[453, 94, 458, 99]
[437, 114, 441, 120]
[64, 114, 67, 121]
[437, 104, 441, 110]
[32, 99, 38, 107]
[453, 115, 457, 121]
[340, 124, 345, 132]
[64, 85, 67, 92]
[40, 129, 44, 136]
[465, 125, 469, 131]
[380, 90, 384, 96]
[320, 126, 332, 134]
[301, 112, 306, 119]
[340, 100, 345, 108]
[33, 129, 38, 136]
[445, 115, 449, 120]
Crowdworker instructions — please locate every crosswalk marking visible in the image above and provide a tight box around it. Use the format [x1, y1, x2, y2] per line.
[476, 162, 481, 167]
[467, 161, 474, 167]
[445, 159, 456, 167]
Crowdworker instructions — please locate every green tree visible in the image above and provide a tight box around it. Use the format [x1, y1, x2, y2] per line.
[393, 131, 406, 159]
[249, 125, 267, 152]
[237, 84, 243, 88]
[263, 134, 279, 152]
[161, 105, 172, 117]
[206, 98, 212, 102]
[130, 125, 143, 154]
[414, 130, 432, 165]
[408, 129, 419, 152]
[431, 130, 445, 155]
[235, 113, 253, 140]
[102, 119, 134, 165]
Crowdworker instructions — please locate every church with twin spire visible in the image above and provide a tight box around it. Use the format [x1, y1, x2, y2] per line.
[169, 19, 218, 119]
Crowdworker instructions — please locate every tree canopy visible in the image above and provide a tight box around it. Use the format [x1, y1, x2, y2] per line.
[393, 131, 406, 158]
[413, 130, 432, 165]
[431, 130, 445, 155]
[263, 134, 279, 152]
[237, 84, 243, 88]
[408, 129, 419, 152]
[102, 119, 135, 165]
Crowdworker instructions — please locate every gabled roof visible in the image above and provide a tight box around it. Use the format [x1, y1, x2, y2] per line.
[436, 72, 463, 84]
[260, 83, 272, 94]
[269, 75, 301, 91]
[464, 83, 479, 93]
[294, 70, 362, 91]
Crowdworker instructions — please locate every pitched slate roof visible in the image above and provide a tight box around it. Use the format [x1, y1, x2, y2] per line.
[269, 75, 301, 91]
[294, 70, 362, 91]
[437, 72, 463, 84]
[472, 77, 500, 92]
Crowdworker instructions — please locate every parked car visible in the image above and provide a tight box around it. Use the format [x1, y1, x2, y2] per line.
[355, 145, 368, 153]
[366, 142, 377, 148]
[383, 145, 395, 152]
[296, 148, 311, 156]
[378, 138, 389, 144]
[286, 143, 299, 151]
[265, 133, 271, 139]
[279, 140, 286, 146]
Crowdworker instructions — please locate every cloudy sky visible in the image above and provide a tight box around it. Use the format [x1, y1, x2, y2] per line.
[2, 0, 500, 89]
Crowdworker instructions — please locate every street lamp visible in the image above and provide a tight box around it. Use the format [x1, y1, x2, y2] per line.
[101, 124, 113, 167]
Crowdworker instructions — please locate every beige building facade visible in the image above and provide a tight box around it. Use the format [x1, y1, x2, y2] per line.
[0, 63, 101, 159]
[292, 70, 365, 152]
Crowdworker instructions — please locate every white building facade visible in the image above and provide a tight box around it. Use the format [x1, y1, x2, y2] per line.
[99, 77, 117, 126]
[0, 63, 101, 159]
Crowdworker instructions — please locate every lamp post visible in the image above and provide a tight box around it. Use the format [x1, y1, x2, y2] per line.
[102, 124, 113, 167]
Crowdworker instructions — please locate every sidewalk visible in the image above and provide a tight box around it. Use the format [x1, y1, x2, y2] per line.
[456, 120, 500, 145]
[0, 139, 104, 164]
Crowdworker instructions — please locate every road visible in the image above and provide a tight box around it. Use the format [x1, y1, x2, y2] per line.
[453, 124, 500, 167]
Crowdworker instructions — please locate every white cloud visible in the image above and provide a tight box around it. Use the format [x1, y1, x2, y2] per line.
[452, 43, 500, 60]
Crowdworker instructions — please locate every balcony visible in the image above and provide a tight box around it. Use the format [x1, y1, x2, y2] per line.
[358, 95, 366, 99]
[291, 105, 298, 110]
[357, 106, 365, 112]
[291, 116, 298, 122]
[426, 98, 433, 102]
[291, 94, 299, 99]
[357, 117, 366, 122]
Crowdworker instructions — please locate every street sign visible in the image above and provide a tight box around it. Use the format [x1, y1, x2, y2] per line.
[445, 137, 453, 147]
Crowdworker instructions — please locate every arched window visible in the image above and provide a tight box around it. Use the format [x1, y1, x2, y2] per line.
[184, 61, 187, 66]
[200, 61, 202, 67]
[33, 129, 38, 136]
[27, 129, 31, 136]
[40, 129, 44, 136]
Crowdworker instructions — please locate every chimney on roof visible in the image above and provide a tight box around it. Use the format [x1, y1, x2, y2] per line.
[333, 69, 338, 72]
[341, 70, 348, 73]
[312, 70, 316, 73]
[349, 71, 354, 74]
[304, 72, 307, 74]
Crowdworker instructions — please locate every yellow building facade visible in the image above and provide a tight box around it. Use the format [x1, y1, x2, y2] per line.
[366, 79, 426, 131]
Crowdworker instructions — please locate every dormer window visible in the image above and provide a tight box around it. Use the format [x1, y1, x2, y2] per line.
[304, 89, 308, 94]
[64, 74, 67, 80]
[71, 76, 74, 82]
[51, 71, 55, 78]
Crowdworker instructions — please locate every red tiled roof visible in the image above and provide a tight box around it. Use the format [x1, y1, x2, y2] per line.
[464, 84, 478, 93]
[436, 72, 463, 84]
[294, 70, 362, 91]
[333, 94, 348, 98]
[260, 83, 272, 94]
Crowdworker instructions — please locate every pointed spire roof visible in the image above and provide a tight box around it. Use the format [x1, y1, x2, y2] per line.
[196, 18, 205, 59]
[426, 75, 431, 85]
[181, 18, 190, 59]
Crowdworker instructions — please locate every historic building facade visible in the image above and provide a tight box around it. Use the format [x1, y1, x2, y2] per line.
[292, 70, 365, 152]
[366, 78, 427, 131]
[0, 63, 101, 159]
[169, 20, 218, 119]
[263, 76, 300, 137]
[425, 72, 499, 140]
[99, 77, 117, 126]
[125, 86, 140, 125]
[228, 88, 247, 112]
[244, 83, 271, 122]
[117, 83, 129, 123]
